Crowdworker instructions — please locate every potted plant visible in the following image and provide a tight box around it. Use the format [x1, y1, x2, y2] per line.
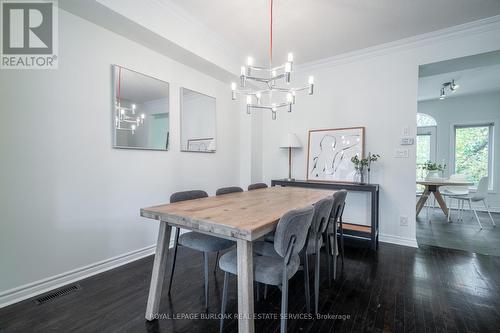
[351, 153, 380, 183]
[421, 160, 446, 179]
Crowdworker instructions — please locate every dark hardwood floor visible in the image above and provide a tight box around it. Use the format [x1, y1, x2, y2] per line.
[2, 241, 500, 333]
[417, 208, 500, 256]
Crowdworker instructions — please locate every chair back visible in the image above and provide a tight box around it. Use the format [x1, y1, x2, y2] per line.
[216, 186, 244, 196]
[329, 190, 348, 224]
[248, 183, 268, 191]
[472, 177, 489, 200]
[309, 197, 335, 242]
[170, 190, 208, 203]
[274, 205, 314, 259]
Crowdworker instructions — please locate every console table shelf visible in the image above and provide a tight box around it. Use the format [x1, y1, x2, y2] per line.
[271, 179, 379, 250]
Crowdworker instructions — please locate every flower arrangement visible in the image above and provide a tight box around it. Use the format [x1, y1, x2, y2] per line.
[351, 152, 380, 183]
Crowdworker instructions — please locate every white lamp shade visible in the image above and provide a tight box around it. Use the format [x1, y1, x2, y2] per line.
[280, 133, 302, 148]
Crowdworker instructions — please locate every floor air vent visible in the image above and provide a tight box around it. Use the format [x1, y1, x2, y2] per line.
[35, 284, 81, 305]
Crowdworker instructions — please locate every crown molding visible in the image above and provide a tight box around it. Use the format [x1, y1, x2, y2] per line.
[297, 15, 500, 72]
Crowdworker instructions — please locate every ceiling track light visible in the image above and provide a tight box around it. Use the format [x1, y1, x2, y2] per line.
[439, 79, 460, 100]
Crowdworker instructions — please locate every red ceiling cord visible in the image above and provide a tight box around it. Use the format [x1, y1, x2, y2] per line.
[270, 0, 273, 64]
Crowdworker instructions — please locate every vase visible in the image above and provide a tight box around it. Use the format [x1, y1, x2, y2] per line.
[355, 168, 365, 183]
[425, 170, 440, 180]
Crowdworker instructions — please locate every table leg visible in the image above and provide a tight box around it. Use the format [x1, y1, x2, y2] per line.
[416, 186, 430, 217]
[237, 239, 255, 333]
[145, 220, 172, 321]
[433, 189, 449, 217]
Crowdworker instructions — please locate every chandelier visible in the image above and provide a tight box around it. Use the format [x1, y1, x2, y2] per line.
[115, 66, 146, 134]
[230, 0, 315, 120]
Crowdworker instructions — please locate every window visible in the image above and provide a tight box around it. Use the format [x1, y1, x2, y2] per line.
[417, 113, 437, 127]
[454, 123, 494, 188]
[416, 113, 437, 180]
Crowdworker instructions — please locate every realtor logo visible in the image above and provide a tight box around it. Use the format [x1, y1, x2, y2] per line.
[1, 0, 58, 69]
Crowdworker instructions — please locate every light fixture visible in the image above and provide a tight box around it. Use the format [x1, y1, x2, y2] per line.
[439, 79, 460, 100]
[115, 66, 146, 134]
[230, 0, 315, 119]
[439, 87, 446, 100]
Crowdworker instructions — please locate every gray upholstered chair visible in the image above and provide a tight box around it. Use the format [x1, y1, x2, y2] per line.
[167, 190, 234, 309]
[302, 197, 335, 315]
[219, 205, 315, 333]
[216, 186, 244, 195]
[248, 183, 268, 191]
[325, 190, 348, 282]
[253, 197, 334, 315]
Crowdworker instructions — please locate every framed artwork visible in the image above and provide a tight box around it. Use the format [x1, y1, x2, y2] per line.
[187, 138, 215, 152]
[306, 127, 365, 182]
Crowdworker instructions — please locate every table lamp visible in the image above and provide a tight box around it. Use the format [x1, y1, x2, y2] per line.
[280, 133, 302, 181]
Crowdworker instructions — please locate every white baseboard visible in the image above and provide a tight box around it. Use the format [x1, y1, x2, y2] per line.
[379, 234, 418, 248]
[0, 243, 164, 308]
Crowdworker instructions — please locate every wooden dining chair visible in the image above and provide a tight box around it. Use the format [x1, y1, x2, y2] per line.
[218, 205, 315, 333]
[248, 183, 268, 190]
[167, 190, 234, 309]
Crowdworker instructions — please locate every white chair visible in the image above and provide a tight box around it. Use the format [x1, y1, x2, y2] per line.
[441, 174, 469, 222]
[450, 177, 495, 229]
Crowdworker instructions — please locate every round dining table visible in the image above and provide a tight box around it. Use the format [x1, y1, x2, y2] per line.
[416, 179, 473, 218]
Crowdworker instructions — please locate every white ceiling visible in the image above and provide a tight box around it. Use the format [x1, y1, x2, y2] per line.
[418, 51, 500, 101]
[118, 67, 169, 103]
[166, 0, 500, 65]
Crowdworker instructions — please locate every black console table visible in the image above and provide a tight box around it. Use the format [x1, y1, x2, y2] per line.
[271, 179, 379, 250]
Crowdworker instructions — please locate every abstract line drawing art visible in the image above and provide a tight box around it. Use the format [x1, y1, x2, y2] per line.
[307, 127, 365, 182]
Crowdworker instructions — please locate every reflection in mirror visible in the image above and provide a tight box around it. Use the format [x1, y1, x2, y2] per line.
[180, 88, 216, 152]
[113, 65, 170, 150]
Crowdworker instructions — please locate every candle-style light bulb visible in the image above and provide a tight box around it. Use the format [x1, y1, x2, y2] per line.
[256, 92, 262, 105]
[286, 92, 293, 103]
[287, 52, 294, 62]
[247, 57, 254, 66]
[246, 95, 252, 105]
[231, 82, 236, 91]
[231, 82, 237, 100]
[240, 66, 246, 76]
[308, 76, 314, 95]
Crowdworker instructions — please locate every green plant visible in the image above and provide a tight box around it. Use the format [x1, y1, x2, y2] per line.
[351, 153, 380, 171]
[421, 160, 446, 172]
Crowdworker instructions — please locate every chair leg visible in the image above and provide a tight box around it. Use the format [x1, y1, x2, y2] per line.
[203, 252, 209, 309]
[469, 199, 482, 229]
[264, 284, 268, 300]
[326, 233, 331, 286]
[314, 244, 321, 315]
[331, 234, 337, 281]
[447, 198, 452, 222]
[214, 251, 219, 273]
[280, 272, 289, 333]
[219, 272, 229, 333]
[168, 227, 180, 295]
[302, 251, 311, 313]
[339, 222, 345, 269]
[256, 282, 260, 302]
[484, 199, 496, 226]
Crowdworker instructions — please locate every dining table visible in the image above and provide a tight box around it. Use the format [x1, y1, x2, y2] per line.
[140, 186, 334, 333]
[416, 179, 473, 218]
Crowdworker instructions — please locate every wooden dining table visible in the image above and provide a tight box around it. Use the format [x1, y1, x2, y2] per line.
[416, 179, 473, 217]
[140, 186, 334, 332]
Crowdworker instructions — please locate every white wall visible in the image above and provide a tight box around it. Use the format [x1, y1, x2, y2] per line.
[255, 21, 500, 247]
[0, 9, 242, 302]
[418, 91, 500, 210]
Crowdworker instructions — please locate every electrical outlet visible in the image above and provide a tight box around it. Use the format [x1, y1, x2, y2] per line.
[400, 216, 408, 226]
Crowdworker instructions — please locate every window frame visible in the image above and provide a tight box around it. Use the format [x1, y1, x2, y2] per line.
[451, 122, 495, 191]
[417, 126, 437, 165]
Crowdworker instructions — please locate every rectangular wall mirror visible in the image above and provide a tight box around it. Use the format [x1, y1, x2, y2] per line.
[113, 65, 170, 150]
[180, 88, 217, 152]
